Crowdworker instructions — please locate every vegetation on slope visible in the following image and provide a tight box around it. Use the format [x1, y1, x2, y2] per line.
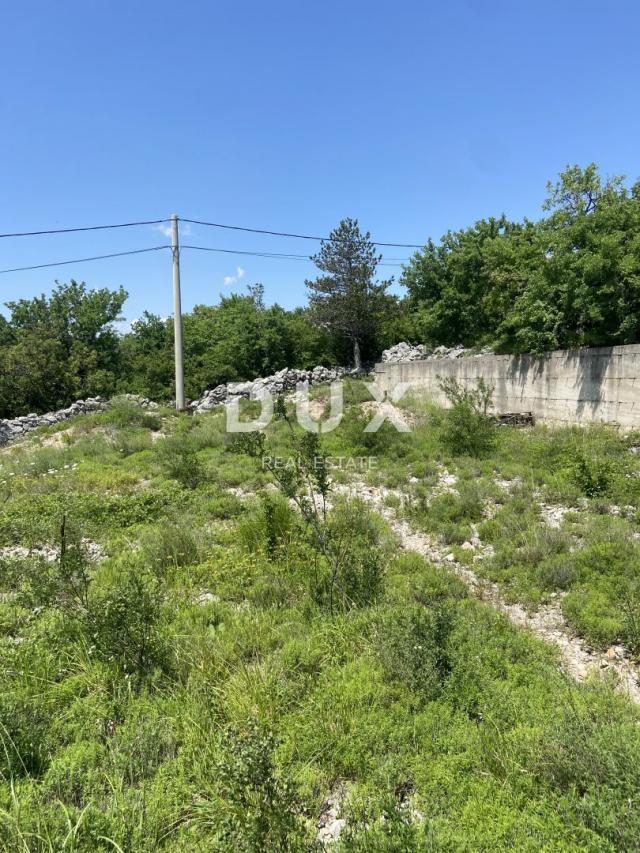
[0, 391, 639, 850]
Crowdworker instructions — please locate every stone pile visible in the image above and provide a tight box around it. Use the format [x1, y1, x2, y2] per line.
[0, 398, 108, 446]
[116, 393, 159, 410]
[380, 342, 429, 362]
[191, 365, 355, 412]
[381, 342, 493, 363]
[0, 394, 158, 447]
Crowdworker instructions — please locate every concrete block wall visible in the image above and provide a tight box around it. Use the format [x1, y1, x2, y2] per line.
[374, 345, 640, 427]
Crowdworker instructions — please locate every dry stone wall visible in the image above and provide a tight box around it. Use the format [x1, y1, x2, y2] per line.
[190, 365, 357, 411]
[0, 394, 157, 446]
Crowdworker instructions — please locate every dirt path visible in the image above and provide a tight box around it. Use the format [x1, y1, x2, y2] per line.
[334, 481, 640, 706]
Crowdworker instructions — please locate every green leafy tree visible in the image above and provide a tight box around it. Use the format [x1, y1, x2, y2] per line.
[118, 312, 174, 400]
[0, 280, 127, 415]
[306, 218, 393, 369]
[505, 165, 640, 351]
[543, 162, 624, 219]
[402, 216, 539, 348]
[117, 287, 337, 404]
[401, 164, 640, 355]
[181, 287, 337, 397]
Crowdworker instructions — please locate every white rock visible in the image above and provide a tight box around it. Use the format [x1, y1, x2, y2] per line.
[380, 342, 493, 364]
[195, 591, 221, 605]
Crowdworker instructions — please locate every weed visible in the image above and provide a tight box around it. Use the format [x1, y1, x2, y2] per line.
[1, 385, 640, 850]
[140, 518, 205, 576]
[236, 493, 297, 559]
[155, 425, 203, 488]
[438, 376, 496, 456]
[105, 398, 162, 431]
[88, 569, 170, 679]
[376, 603, 456, 699]
[174, 721, 307, 851]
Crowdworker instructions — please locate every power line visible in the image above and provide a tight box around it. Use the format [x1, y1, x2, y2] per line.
[0, 242, 408, 276]
[183, 244, 312, 260]
[0, 214, 423, 250]
[0, 219, 168, 239]
[182, 244, 408, 267]
[181, 218, 423, 249]
[0, 246, 169, 275]
[0, 239, 410, 276]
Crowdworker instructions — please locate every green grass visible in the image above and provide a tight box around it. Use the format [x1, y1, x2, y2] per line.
[0, 389, 639, 850]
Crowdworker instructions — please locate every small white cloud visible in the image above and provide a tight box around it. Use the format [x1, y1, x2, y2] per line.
[152, 222, 192, 238]
[223, 266, 246, 287]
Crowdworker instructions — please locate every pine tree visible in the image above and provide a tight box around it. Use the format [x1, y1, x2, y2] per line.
[305, 218, 391, 369]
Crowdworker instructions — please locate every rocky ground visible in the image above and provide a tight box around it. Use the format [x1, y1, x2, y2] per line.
[334, 479, 640, 707]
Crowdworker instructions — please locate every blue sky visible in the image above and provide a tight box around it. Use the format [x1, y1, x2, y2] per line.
[1, 0, 638, 324]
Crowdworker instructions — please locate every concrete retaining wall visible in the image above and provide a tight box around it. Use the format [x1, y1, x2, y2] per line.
[374, 345, 640, 427]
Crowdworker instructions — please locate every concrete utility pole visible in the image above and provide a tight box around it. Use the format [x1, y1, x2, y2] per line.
[171, 213, 186, 410]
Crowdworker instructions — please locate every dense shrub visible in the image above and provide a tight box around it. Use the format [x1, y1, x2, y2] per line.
[376, 603, 456, 699]
[155, 426, 203, 488]
[534, 692, 640, 850]
[438, 377, 496, 456]
[89, 570, 170, 678]
[177, 722, 307, 851]
[313, 501, 389, 611]
[566, 448, 619, 497]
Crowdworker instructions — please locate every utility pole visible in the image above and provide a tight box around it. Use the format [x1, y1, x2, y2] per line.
[171, 213, 185, 410]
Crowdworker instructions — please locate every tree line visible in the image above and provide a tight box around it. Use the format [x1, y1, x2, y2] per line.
[1, 163, 639, 417]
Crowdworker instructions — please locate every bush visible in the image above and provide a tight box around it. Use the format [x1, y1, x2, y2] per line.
[13, 516, 92, 619]
[424, 482, 485, 525]
[106, 397, 161, 431]
[242, 424, 388, 611]
[376, 602, 456, 699]
[108, 426, 153, 457]
[155, 429, 203, 488]
[177, 721, 307, 851]
[340, 408, 407, 456]
[89, 569, 170, 678]
[141, 518, 204, 576]
[566, 449, 618, 497]
[537, 556, 577, 590]
[517, 526, 571, 568]
[438, 377, 496, 456]
[340, 791, 424, 851]
[109, 697, 179, 785]
[236, 493, 297, 559]
[534, 692, 640, 849]
[313, 501, 389, 611]
[41, 741, 108, 806]
[621, 587, 640, 658]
